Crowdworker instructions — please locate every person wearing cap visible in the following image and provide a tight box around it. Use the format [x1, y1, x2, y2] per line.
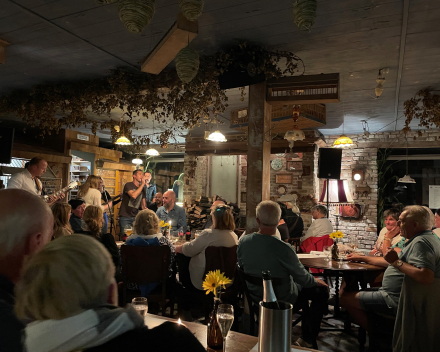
[278, 194, 304, 239]
[68, 198, 86, 233]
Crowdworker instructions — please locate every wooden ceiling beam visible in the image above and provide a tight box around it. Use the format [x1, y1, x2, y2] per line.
[141, 13, 198, 75]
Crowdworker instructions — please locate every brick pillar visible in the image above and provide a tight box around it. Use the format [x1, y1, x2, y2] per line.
[245, 82, 272, 234]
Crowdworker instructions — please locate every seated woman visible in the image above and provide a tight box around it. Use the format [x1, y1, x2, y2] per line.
[277, 202, 290, 242]
[51, 202, 73, 239]
[125, 209, 175, 296]
[301, 205, 333, 243]
[82, 205, 120, 271]
[370, 208, 402, 256]
[15, 235, 206, 352]
[175, 204, 238, 291]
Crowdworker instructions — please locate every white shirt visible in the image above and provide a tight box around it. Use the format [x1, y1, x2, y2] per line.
[182, 229, 238, 290]
[81, 188, 102, 208]
[301, 218, 333, 242]
[7, 169, 42, 196]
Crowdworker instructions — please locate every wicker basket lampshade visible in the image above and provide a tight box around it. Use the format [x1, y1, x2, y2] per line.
[175, 46, 200, 83]
[118, 0, 156, 34]
[179, 0, 205, 21]
[292, 0, 317, 32]
[96, 0, 118, 4]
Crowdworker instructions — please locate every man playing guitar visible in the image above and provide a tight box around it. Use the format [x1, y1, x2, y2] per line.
[7, 157, 65, 205]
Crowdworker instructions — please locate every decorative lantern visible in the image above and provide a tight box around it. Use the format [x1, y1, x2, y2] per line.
[175, 46, 200, 83]
[293, 0, 317, 32]
[118, 0, 155, 34]
[179, 0, 205, 21]
[284, 129, 305, 149]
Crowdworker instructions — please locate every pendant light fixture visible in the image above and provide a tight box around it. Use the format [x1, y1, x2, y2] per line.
[333, 100, 355, 148]
[146, 119, 160, 156]
[398, 138, 415, 183]
[207, 118, 227, 142]
[132, 157, 143, 165]
[116, 135, 131, 145]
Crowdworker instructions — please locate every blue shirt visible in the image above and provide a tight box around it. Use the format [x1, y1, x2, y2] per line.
[144, 183, 157, 204]
[156, 204, 187, 232]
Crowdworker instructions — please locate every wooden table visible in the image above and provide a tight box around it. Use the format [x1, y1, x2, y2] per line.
[144, 313, 322, 352]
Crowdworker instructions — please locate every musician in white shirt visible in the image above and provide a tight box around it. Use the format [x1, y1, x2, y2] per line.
[7, 157, 63, 205]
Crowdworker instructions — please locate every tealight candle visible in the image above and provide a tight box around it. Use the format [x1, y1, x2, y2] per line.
[177, 318, 186, 327]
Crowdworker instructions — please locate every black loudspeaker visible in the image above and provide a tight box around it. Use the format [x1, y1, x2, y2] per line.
[318, 148, 342, 179]
[0, 127, 14, 164]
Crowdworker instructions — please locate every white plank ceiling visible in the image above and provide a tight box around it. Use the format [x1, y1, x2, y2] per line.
[1, 0, 440, 142]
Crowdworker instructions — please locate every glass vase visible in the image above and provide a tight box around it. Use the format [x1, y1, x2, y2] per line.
[207, 297, 223, 350]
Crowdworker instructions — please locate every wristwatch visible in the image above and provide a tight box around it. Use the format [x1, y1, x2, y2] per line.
[392, 259, 403, 268]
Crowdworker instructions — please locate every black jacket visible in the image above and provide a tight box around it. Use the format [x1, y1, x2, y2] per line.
[82, 232, 121, 269]
[285, 209, 304, 238]
[85, 321, 206, 352]
[0, 274, 24, 352]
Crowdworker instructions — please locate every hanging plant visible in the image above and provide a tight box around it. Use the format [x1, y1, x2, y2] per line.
[96, 0, 118, 4]
[403, 89, 440, 135]
[179, 0, 205, 21]
[175, 46, 200, 83]
[292, 0, 317, 32]
[118, 0, 155, 34]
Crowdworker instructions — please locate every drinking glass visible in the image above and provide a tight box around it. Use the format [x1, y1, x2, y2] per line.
[338, 248, 347, 266]
[195, 230, 202, 239]
[132, 297, 148, 317]
[323, 245, 331, 262]
[217, 304, 234, 352]
[124, 225, 133, 237]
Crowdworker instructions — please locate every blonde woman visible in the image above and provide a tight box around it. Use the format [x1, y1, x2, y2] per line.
[77, 175, 111, 211]
[82, 205, 120, 271]
[15, 235, 205, 352]
[175, 204, 238, 291]
[50, 203, 73, 239]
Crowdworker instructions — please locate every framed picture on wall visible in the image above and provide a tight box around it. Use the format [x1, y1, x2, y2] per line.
[275, 174, 293, 184]
[286, 161, 302, 171]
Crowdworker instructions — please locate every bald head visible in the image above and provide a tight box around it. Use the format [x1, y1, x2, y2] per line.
[0, 189, 53, 258]
[163, 190, 176, 210]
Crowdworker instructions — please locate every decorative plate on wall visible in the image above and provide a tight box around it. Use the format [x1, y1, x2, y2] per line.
[276, 185, 287, 195]
[271, 158, 283, 171]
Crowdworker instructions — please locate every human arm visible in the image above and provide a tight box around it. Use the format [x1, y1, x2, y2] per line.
[381, 227, 401, 255]
[127, 177, 147, 200]
[142, 198, 147, 209]
[346, 253, 390, 267]
[384, 246, 436, 285]
[282, 247, 318, 288]
[181, 230, 209, 258]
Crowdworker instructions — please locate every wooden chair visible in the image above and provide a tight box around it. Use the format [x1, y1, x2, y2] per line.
[287, 238, 301, 253]
[236, 264, 297, 336]
[120, 245, 173, 317]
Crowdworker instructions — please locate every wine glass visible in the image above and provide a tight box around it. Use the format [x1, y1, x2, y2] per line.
[217, 304, 234, 352]
[323, 245, 331, 262]
[338, 248, 347, 266]
[132, 297, 148, 317]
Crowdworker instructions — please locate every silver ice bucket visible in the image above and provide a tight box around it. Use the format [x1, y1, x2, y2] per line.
[258, 301, 293, 352]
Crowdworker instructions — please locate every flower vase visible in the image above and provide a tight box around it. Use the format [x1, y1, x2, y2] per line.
[207, 296, 223, 350]
[332, 239, 339, 260]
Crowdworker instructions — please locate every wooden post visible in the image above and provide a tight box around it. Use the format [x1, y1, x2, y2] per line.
[245, 82, 272, 234]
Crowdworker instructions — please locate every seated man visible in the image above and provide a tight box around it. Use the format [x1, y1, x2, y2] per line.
[301, 205, 333, 243]
[15, 235, 206, 352]
[238, 200, 329, 349]
[68, 198, 86, 233]
[340, 205, 440, 332]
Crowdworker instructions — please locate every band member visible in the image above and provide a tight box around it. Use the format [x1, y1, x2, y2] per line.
[7, 157, 63, 205]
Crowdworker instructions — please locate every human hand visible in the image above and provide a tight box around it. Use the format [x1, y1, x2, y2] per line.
[369, 248, 377, 256]
[384, 248, 399, 264]
[386, 226, 400, 239]
[175, 245, 183, 254]
[315, 278, 328, 287]
[346, 253, 365, 262]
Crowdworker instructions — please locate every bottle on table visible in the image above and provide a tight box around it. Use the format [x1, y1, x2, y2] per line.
[178, 226, 184, 239]
[262, 271, 280, 310]
[185, 226, 191, 241]
[207, 298, 223, 350]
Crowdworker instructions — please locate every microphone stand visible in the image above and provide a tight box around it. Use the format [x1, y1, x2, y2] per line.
[102, 186, 115, 236]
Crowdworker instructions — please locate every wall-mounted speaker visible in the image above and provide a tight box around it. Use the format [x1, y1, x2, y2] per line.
[318, 148, 342, 179]
[0, 127, 15, 164]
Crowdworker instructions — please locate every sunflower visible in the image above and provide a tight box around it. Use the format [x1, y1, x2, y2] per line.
[159, 220, 169, 228]
[202, 270, 232, 296]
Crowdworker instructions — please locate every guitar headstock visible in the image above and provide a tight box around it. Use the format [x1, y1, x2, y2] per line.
[68, 181, 78, 189]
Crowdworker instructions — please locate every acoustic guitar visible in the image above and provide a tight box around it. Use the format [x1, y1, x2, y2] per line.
[42, 181, 78, 202]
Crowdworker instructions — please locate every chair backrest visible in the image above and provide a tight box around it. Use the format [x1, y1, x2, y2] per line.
[300, 234, 333, 253]
[121, 245, 170, 285]
[203, 245, 238, 280]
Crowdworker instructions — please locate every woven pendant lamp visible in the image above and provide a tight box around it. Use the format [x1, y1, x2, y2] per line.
[179, 0, 205, 21]
[118, 0, 155, 34]
[293, 0, 317, 32]
[175, 46, 200, 83]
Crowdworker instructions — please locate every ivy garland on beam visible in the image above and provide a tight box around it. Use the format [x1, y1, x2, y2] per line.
[0, 42, 303, 148]
[403, 88, 440, 137]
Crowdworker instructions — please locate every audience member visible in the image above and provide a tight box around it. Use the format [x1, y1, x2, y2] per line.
[7, 157, 63, 204]
[126, 209, 175, 296]
[142, 171, 156, 208]
[14, 235, 206, 352]
[371, 208, 402, 256]
[156, 190, 186, 232]
[82, 205, 120, 271]
[68, 198, 86, 233]
[202, 199, 226, 229]
[51, 202, 73, 239]
[238, 200, 329, 349]
[277, 202, 290, 242]
[278, 194, 304, 238]
[0, 189, 53, 351]
[341, 205, 440, 332]
[147, 192, 163, 213]
[301, 205, 333, 243]
[119, 170, 147, 237]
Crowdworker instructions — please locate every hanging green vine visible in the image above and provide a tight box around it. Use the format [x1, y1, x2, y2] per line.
[403, 88, 440, 135]
[0, 42, 303, 148]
